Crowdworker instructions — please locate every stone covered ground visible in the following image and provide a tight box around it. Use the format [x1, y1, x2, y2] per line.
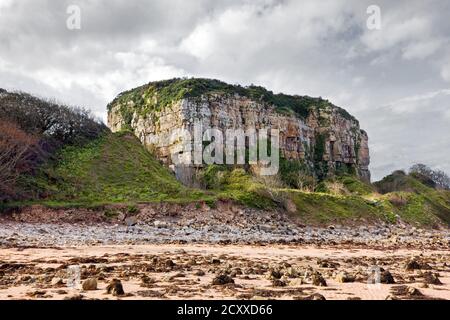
[0, 204, 449, 300]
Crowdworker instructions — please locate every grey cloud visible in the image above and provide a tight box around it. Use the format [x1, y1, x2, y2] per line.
[0, 0, 449, 180]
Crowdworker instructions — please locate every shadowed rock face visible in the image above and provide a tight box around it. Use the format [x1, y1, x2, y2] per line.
[108, 81, 370, 184]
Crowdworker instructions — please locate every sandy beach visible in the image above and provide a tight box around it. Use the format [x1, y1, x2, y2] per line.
[1, 206, 449, 300]
[1, 241, 449, 300]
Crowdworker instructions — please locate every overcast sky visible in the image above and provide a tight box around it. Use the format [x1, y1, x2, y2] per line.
[0, 0, 449, 181]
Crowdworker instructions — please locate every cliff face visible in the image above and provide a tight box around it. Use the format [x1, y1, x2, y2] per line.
[107, 79, 370, 183]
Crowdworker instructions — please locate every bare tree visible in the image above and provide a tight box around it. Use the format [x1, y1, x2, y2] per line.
[409, 163, 450, 190]
[0, 90, 107, 146]
[432, 169, 450, 190]
[0, 119, 40, 199]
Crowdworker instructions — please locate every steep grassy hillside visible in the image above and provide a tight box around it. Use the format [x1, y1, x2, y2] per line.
[5, 136, 449, 227]
[0, 89, 107, 202]
[374, 171, 450, 226]
[15, 132, 209, 207]
[198, 165, 395, 225]
[197, 165, 450, 226]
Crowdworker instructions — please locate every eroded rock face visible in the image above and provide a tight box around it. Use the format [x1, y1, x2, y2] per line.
[108, 92, 370, 183]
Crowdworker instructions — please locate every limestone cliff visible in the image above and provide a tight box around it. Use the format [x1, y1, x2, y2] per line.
[107, 78, 370, 183]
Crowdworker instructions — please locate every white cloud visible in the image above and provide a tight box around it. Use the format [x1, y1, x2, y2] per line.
[0, 0, 13, 9]
[441, 61, 450, 82]
[385, 89, 450, 114]
[402, 38, 444, 60]
[444, 109, 450, 120]
[361, 16, 431, 52]
[0, 0, 449, 180]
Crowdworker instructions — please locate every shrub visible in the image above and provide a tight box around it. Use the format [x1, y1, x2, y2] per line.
[0, 119, 42, 200]
[388, 193, 408, 207]
[279, 158, 316, 190]
[0, 90, 107, 147]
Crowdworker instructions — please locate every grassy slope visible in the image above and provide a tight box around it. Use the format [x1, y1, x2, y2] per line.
[17, 132, 210, 207]
[374, 172, 450, 226]
[6, 132, 448, 227]
[199, 166, 396, 225]
[288, 191, 396, 224]
[200, 165, 450, 226]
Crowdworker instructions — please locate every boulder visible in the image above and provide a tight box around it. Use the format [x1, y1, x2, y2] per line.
[312, 272, 327, 287]
[212, 274, 234, 286]
[106, 279, 125, 296]
[82, 278, 97, 291]
[335, 272, 355, 283]
[423, 272, 442, 285]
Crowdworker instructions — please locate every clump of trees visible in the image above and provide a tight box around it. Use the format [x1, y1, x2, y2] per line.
[0, 90, 107, 201]
[409, 163, 450, 190]
[0, 91, 106, 146]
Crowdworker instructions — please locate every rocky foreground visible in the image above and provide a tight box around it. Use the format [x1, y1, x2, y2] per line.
[0, 205, 449, 300]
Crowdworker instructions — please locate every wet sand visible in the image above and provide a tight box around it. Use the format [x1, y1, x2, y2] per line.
[0, 244, 448, 300]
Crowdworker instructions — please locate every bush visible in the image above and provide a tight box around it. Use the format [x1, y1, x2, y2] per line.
[0, 90, 107, 147]
[279, 158, 316, 190]
[198, 164, 229, 189]
[388, 193, 408, 207]
[0, 119, 42, 200]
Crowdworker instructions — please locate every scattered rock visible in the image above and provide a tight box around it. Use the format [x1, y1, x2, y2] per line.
[335, 272, 355, 283]
[271, 279, 287, 287]
[368, 268, 395, 284]
[312, 272, 327, 287]
[390, 285, 424, 298]
[267, 270, 282, 280]
[140, 275, 156, 287]
[82, 278, 97, 291]
[20, 275, 32, 283]
[405, 259, 421, 271]
[64, 294, 84, 300]
[422, 272, 442, 285]
[153, 220, 168, 229]
[381, 270, 395, 284]
[51, 277, 64, 286]
[405, 259, 432, 271]
[407, 286, 423, 297]
[194, 270, 205, 277]
[165, 259, 175, 268]
[106, 279, 125, 296]
[212, 274, 234, 286]
[136, 290, 165, 298]
[26, 290, 47, 298]
[304, 293, 326, 300]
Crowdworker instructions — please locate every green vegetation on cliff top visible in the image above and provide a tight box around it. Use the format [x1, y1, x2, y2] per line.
[108, 78, 357, 123]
